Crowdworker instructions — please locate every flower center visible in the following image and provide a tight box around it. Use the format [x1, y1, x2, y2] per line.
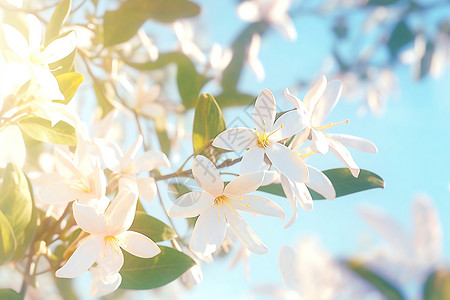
[256, 120, 283, 149]
[214, 195, 249, 220]
[105, 236, 122, 254]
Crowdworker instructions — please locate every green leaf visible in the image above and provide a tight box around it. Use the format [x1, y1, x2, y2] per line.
[367, 0, 400, 5]
[192, 93, 226, 153]
[48, 31, 76, 76]
[214, 91, 256, 108]
[346, 260, 404, 300]
[0, 289, 21, 300]
[55, 278, 78, 300]
[258, 168, 384, 199]
[387, 21, 414, 58]
[0, 210, 16, 265]
[45, 0, 71, 45]
[125, 52, 210, 108]
[93, 82, 114, 118]
[120, 246, 196, 290]
[54, 72, 84, 104]
[423, 269, 450, 300]
[18, 117, 77, 145]
[129, 211, 177, 243]
[103, 0, 200, 47]
[155, 117, 171, 155]
[0, 163, 33, 249]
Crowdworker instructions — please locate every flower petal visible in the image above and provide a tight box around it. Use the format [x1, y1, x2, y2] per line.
[136, 177, 157, 202]
[192, 155, 223, 197]
[240, 147, 264, 174]
[212, 127, 257, 151]
[271, 110, 306, 141]
[290, 127, 310, 151]
[2, 24, 29, 58]
[0, 125, 25, 168]
[189, 205, 227, 257]
[327, 133, 378, 153]
[292, 182, 313, 211]
[55, 236, 103, 278]
[327, 138, 360, 177]
[266, 143, 308, 183]
[105, 188, 138, 235]
[73, 201, 108, 235]
[233, 195, 285, 220]
[254, 89, 276, 134]
[306, 165, 335, 200]
[224, 171, 264, 196]
[280, 175, 298, 228]
[129, 150, 170, 174]
[310, 129, 329, 154]
[117, 231, 160, 258]
[261, 170, 280, 186]
[26, 14, 42, 51]
[119, 136, 143, 172]
[279, 245, 298, 290]
[312, 80, 343, 126]
[41, 31, 77, 64]
[90, 271, 122, 298]
[31, 66, 64, 100]
[169, 191, 215, 218]
[98, 242, 125, 275]
[304, 75, 327, 112]
[226, 209, 268, 254]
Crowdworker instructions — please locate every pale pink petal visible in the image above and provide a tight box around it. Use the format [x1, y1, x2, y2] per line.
[129, 150, 170, 174]
[223, 171, 264, 196]
[169, 191, 215, 218]
[98, 242, 124, 274]
[266, 143, 308, 183]
[105, 188, 138, 235]
[55, 236, 103, 278]
[254, 89, 276, 134]
[226, 209, 268, 254]
[304, 75, 327, 112]
[189, 205, 227, 257]
[327, 133, 378, 153]
[273, 17, 297, 41]
[310, 128, 329, 154]
[192, 155, 223, 198]
[306, 165, 335, 200]
[0, 125, 25, 168]
[327, 138, 360, 177]
[284, 88, 303, 112]
[312, 80, 343, 125]
[2, 24, 29, 58]
[237, 1, 261, 22]
[41, 31, 77, 64]
[212, 128, 257, 151]
[240, 147, 264, 174]
[261, 170, 280, 186]
[73, 201, 108, 235]
[37, 183, 82, 204]
[117, 231, 160, 258]
[136, 177, 157, 202]
[233, 195, 285, 220]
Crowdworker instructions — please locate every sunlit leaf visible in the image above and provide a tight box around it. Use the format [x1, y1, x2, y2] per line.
[388, 21, 414, 58]
[155, 116, 171, 155]
[93, 82, 114, 118]
[103, 0, 200, 47]
[258, 168, 384, 199]
[54, 72, 83, 104]
[0, 163, 33, 249]
[129, 211, 177, 243]
[423, 269, 450, 300]
[18, 117, 77, 145]
[0, 210, 16, 265]
[214, 91, 255, 108]
[346, 260, 404, 300]
[120, 246, 196, 290]
[48, 31, 77, 76]
[192, 93, 226, 153]
[0, 289, 21, 300]
[45, 0, 71, 45]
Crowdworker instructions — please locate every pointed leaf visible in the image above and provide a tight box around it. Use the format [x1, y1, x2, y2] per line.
[0, 210, 16, 265]
[45, 0, 72, 45]
[423, 269, 450, 300]
[54, 72, 84, 105]
[0, 289, 21, 300]
[346, 260, 404, 300]
[18, 117, 77, 145]
[128, 211, 177, 243]
[192, 93, 226, 153]
[258, 168, 384, 200]
[120, 246, 196, 290]
[103, 0, 200, 47]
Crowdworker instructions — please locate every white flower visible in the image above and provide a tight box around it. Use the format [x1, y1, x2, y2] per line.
[247, 34, 265, 82]
[213, 89, 308, 182]
[173, 21, 206, 64]
[2, 14, 77, 100]
[108, 135, 170, 202]
[0, 125, 26, 168]
[237, 0, 297, 41]
[133, 76, 165, 119]
[285, 76, 377, 177]
[209, 43, 233, 81]
[55, 181, 160, 296]
[168, 155, 285, 257]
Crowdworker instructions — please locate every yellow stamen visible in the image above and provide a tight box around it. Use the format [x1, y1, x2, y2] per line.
[256, 122, 283, 149]
[215, 195, 249, 219]
[105, 236, 122, 254]
[315, 119, 349, 131]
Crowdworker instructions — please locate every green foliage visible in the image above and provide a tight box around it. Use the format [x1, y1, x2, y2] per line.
[0, 164, 33, 253]
[45, 0, 72, 45]
[423, 269, 450, 300]
[0, 210, 16, 265]
[103, 0, 201, 47]
[346, 260, 404, 300]
[0, 289, 21, 300]
[192, 94, 226, 154]
[155, 116, 171, 155]
[129, 211, 177, 243]
[18, 117, 77, 145]
[388, 21, 414, 58]
[120, 246, 196, 290]
[54, 72, 84, 104]
[125, 52, 210, 109]
[258, 169, 384, 199]
[367, 0, 400, 6]
[48, 31, 77, 76]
